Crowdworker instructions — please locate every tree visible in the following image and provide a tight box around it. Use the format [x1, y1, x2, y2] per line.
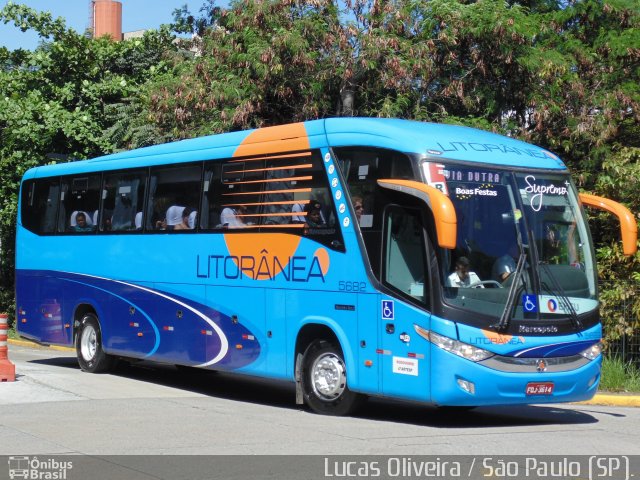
[590, 147, 640, 339]
[158, 0, 639, 138]
[0, 3, 177, 321]
[147, 0, 342, 136]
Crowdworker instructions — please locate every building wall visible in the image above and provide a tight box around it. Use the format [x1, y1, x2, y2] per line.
[123, 30, 146, 41]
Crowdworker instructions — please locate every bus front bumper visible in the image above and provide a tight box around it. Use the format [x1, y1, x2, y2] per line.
[429, 347, 601, 406]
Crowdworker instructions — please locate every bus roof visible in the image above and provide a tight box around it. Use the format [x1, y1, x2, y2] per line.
[23, 118, 566, 180]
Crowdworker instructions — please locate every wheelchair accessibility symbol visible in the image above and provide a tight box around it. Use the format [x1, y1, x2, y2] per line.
[522, 294, 538, 313]
[382, 300, 394, 320]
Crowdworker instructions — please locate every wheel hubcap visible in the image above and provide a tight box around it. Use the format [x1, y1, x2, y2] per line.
[80, 325, 97, 361]
[311, 353, 346, 401]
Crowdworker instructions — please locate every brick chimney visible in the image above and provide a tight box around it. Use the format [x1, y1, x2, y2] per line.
[92, 0, 122, 41]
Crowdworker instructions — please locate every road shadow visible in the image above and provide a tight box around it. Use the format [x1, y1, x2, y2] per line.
[28, 354, 297, 410]
[358, 397, 600, 428]
[29, 355, 79, 369]
[118, 361, 298, 412]
[28, 354, 601, 427]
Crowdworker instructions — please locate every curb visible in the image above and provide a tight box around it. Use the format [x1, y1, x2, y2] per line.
[9, 337, 75, 352]
[7, 338, 640, 407]
[577, 394, 640, 408]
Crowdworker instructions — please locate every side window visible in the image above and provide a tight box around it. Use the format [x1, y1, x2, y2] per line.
[202, 150, 343, 250]
[21, 178, 60, 234]
[102, 171, 146, 232]
[146, 164, 202, 231]
[58, 175, 101, 233]
[382, 206, 429, 307]
[334, 148, 415, 230]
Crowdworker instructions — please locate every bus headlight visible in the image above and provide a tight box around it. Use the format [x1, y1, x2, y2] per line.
[579, 342, 602, 360]
[414, 325, 494, 362]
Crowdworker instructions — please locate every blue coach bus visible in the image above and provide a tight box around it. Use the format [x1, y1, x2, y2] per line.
[16, 118, 637, 415]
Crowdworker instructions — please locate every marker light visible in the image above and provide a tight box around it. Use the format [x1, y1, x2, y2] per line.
[579, 342, 603, 361]
[414, 325, 494, 362]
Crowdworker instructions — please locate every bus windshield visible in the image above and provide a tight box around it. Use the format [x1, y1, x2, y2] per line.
[423, 162, 597, 324]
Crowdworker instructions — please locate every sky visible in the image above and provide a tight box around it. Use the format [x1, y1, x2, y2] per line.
[0, 0, 205, 50]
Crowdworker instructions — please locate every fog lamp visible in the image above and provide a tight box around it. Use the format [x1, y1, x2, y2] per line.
[457, 378, 476, 395]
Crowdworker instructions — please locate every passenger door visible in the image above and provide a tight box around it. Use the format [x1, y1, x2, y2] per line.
[379, 206, 432, 402]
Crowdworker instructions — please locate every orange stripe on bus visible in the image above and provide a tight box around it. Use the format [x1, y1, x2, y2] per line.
[225, 176, 313, 186]
[224, 233, 303, 278]
[224, 224, 306, 229]
[224, 164, 313, 174]
[233, 123, 310, 158]
[227, 151, 312, 163]
[222, 200, 310, 207]
[235, 212, 305, 217]
[222, 188, 312, 196]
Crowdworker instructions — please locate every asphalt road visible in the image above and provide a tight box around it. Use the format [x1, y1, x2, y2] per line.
[1, 344, 639, 456]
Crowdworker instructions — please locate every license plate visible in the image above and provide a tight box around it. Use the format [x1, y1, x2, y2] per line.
[526, 382, 554, 395]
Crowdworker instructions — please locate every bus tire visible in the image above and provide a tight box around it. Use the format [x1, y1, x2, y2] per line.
[75, 313, 115, 373]
[301, 340, 363, 416]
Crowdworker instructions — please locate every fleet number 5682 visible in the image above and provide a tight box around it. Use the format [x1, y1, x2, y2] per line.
[338, 281, 366, 292]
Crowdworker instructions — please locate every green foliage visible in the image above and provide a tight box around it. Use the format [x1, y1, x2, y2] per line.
[7, 325, 19, 340]
[591, 147, 640, 339]
[149, 0, 344, 136]
[171, 0, 222, 36]
[600, 356, 640, 393]
[0, 4, 177, 324]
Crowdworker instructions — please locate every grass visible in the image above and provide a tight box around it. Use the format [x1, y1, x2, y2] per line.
[7, 325, 20, 340]
[599, 356, 640, 393]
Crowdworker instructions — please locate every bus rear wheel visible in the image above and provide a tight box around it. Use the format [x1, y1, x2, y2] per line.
[75, 313, 115, 373]
[301, 340, 363, 416]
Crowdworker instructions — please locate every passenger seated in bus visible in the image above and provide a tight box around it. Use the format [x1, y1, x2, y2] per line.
[134, 212, 143, 230]
[304, 200, 326, 228]
[98, 209, 113, 231]
[291, 202, 306, 222]
[165, 205, 188, 230]
[220, 205, 247, 228]
[71, 211, 95, 233]
[447, 257, 483, 288]
[352, 196, 364, 224]
[492, 244, 519, 282]
[174, 207, 195, 231]
[188, 210, 197, 229]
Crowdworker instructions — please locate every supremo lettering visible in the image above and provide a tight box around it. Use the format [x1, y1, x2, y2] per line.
[524, 175, 568, 212]
[196, 254, 325, 282]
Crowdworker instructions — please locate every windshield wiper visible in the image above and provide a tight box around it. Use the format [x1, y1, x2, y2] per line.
[526, 227, 583, 331]
[491, 251, 527, 332]
[538, 262, 583, 330]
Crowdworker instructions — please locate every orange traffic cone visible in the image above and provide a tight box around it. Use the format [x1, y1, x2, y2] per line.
[0, 313, 16, 382]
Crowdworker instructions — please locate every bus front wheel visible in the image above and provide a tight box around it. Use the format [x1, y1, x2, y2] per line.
[301, 340, 363, 416]
[75, 313, 115, 373]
